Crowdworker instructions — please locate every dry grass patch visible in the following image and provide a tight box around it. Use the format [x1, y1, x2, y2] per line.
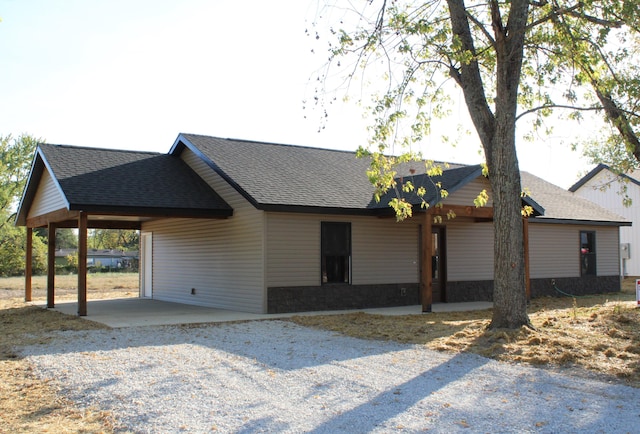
[0, 272, 139, 301]
[0, 273, 137, 433]
[292, 278, 640, 388]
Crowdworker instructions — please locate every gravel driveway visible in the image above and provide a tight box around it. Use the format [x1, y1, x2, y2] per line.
[19, 320, 640, 433]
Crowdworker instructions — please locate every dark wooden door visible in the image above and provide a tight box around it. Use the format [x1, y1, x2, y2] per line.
[430, 227, 446, 302]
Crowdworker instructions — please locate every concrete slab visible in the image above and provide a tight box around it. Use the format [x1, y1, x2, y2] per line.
[36, 298, 493, 328]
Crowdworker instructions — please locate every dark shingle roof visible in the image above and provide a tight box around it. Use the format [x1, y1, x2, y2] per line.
[18, 133, 628, 226]
[374, 164, 484, 208]
[173, 133, 628, 224]
[173, 134, 467, 214]
[19, 143, 232, 222]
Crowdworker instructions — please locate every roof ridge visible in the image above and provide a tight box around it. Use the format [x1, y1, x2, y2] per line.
[181, 133, 367, 156]
[39, 142, 163, 156]
[179, 132, 468, 167]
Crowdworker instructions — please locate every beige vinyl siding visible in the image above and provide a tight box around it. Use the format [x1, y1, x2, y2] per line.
[529, 223, 620, 278]
[443, 177, 493, 206]
[266, 213, 420, 287]
[352, 217, 419, 284]
[141, 148, 265, 313]
[445, 220, 494, 281]
[27, 169, 67, 218]
[266, 214, 319, 286]
[594, 226, 620, 275]
[528, 224, 578, 278]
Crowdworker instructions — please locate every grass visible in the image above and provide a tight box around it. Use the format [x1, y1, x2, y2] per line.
[0, 273, 639, 432]
[1, 272, 140, 302]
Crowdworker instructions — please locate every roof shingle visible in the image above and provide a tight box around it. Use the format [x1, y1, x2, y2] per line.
[36, 143, 232, 217]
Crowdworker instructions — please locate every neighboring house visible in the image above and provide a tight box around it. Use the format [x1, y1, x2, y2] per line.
[55, 248, 139, 269]
[16, 134, 629, 315]
[570, 164, 640, 276]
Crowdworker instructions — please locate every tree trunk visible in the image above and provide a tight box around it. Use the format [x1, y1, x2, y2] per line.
[487, 120, 530, 329]
[485, 0, 532, 329]
[447, 0, 532, 328]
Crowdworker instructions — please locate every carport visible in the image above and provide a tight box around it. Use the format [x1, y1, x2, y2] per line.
[15, 143, 233, 316]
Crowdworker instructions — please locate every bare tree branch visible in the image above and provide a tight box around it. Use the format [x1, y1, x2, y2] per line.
[516, 104, 603, 121]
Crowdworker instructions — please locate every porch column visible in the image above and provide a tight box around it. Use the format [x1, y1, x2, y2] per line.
[47, 222, 56, 308]
[78, 212, 88, 316]
[25, 227, 32, 302]
[523, 217, 531, 300]
[421, 211, 433, 313]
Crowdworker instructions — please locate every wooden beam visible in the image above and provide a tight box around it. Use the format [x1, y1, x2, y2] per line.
[421, 211, 433, 312]
[77, 212, 88, 316]
[523, 217, 531, 300]
[47, 222, 56, 308]
[86, 220, 142, 230]
[27, 209, 79, 228]
[431, 204, 494, 219]
[25, 227, 32, 302]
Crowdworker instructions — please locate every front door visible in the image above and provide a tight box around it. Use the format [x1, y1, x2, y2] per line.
[431, 227, 446, 302]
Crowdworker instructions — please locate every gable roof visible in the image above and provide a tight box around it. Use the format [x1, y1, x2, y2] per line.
[171, 133, 471, 215]
[172, 133, 626, 224]
[569, 163, 640, 192]
[374, 164, 485, 209]
[16, 143, 233, 226]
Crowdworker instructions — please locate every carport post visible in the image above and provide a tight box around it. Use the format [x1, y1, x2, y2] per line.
[47, 222, 56, 308]
[78, 212, 88, 316]
[25, 227, 32, 302]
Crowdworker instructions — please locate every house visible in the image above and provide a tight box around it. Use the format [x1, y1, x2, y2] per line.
[569, 164, 640, 276]
[55, 248, 139, 270]
[16, 133, 629, 316]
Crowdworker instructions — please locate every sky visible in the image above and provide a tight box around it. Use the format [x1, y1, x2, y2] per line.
[0, 0, 600, 188]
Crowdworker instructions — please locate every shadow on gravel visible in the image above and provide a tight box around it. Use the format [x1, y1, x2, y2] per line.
[307, 351, 486, 433]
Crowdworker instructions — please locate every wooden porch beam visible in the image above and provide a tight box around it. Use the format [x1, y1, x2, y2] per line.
[27, 209, 79, 228]
[25, 227, 32, 302]
[431, 204, 494, 219]
[46, 222, 56, 308]
[421, 211, 433, 313]
[78, 212, 88, 316]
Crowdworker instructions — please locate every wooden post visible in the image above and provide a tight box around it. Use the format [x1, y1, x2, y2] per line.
[421, 211, 433, 312]
[78, 212, 88, 316]
[25, 227, 32, 302]
[523, 217, 531, 300]
[47, 222, 56, 308]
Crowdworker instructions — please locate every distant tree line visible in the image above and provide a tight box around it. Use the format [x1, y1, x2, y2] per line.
[0, 134, 139, 277]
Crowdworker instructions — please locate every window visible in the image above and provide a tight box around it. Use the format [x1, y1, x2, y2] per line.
[580, 231, 596, 276]
[321, 222, 351, 284]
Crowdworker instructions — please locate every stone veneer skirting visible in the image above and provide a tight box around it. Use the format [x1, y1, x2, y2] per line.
[446, 275, 621, 302]
[268, 275, 622, 313]
[267, 283, 420, 314]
